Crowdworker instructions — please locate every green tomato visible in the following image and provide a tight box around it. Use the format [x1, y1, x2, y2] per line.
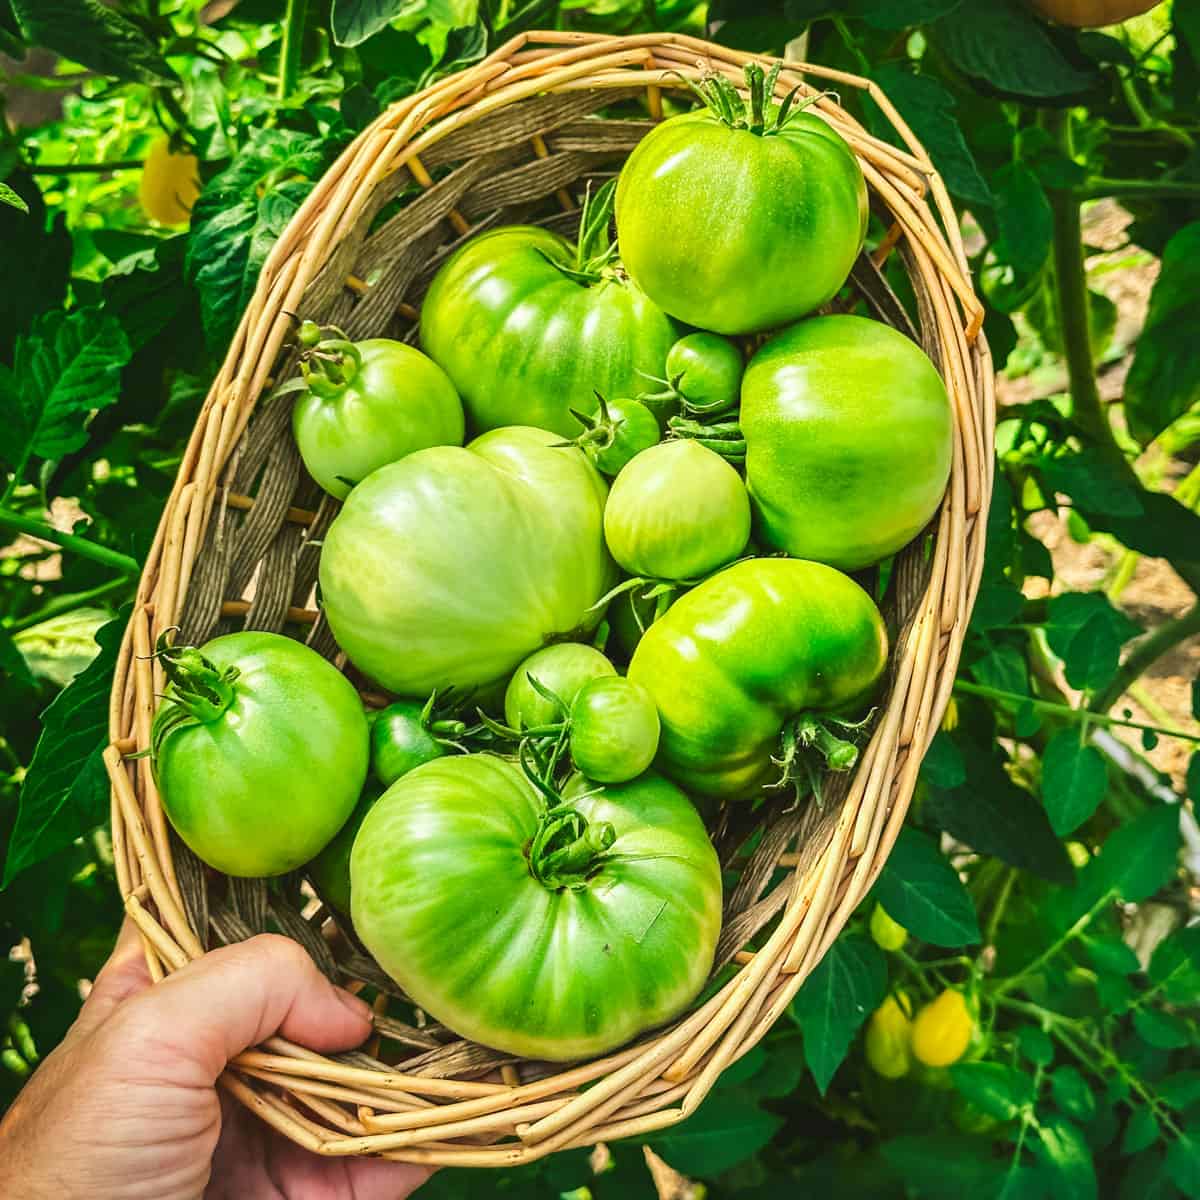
[569, 676, 660, 783]
[504, 642, 616, 730]
[350, 755, 722, 1059]
[587, 396, 662, 476]
[307, 781, 382, 914]
[616, 109, 866, 334]
[320, 426, 614, 695]
[664, 332, 743, 413]
[371, 701, 448, 787]
[151, 632, 368, 877]
[292, 338, 463, 500]
[604, 440, 750, 580]
[741, 315, 953, 570]
[420, 226, 677, 438]
[627, 558, 887, 797]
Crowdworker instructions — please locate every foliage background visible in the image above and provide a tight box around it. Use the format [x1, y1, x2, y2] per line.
[1, 0, 1199, 1196]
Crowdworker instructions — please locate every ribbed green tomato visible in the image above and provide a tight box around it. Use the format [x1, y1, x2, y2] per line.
[504, 643, 616, 730]
[307, 782, 381, 913]
[604, 440, 750, 580]
[615, 87, 867, 334]
[420, 226, 677, 438]
[569, 676, 660, 783]
[151, 632, 368, 877]
[627, 558, 887, 797]
[292, 337, 463, 500]
[319, 427, 613, 695]
[741, 315, 953, 570]
[350, 755, 722, 1060]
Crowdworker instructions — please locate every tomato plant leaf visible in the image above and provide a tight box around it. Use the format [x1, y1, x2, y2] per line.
[3, 609, 127, 886]
[1166, 1129, 1200, 1198]
[880, 1134, 1004, 1197]
[1042, 731, 1107, 835]
[1134, 1008, 1192, 1050]
[331, 0, 413, 46]
[10, 0, 175, 84]
[1084, 935, 1140, 976]
[950, 1061, 1035, 1121]
[992, 163, 1053, 282]
[789, 933, 886, 1094]
[1123, 1107, 1161, 1156]
[874, 827, 980, 946]
[643, 1088, 783, 1177]
[920, 731, 966, 789]
[1081, 487, 1200, 563]
[1017, 1025, 1054, 1066]
[0, 182, 28, 214]
[1050, 1066, 1097, 1123]
[1034, 1116, 1098, 1200]
[1045, 592, 1141, 693]
[1125, 222, 1200, 444]
[1190, 754, 1200, 806]
[1148, 927, 1200, 1006]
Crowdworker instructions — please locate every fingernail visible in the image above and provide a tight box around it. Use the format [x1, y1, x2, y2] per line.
[334, 986, 373, 1024]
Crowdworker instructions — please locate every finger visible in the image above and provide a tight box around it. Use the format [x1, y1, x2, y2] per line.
[121, 934, 373, 1083]
[73, 916, 153, 1036]
[342, 1156, 434, 1200]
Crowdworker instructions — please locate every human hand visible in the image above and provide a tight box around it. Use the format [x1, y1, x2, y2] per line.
[0, 922, 431, 1199]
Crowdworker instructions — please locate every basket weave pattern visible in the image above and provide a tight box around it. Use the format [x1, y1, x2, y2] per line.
[105, 31, 995, 1167]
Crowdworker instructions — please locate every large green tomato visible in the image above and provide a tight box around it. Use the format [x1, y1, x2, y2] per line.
[151, 632, 368, 877]
[627, 559, 887, 798]
[351, 755, 722, 1060]
[741, 315, 953, 569]
[615, 70, 867, 335]
[292, 334, 463, 500]
[320, 427, 613, 695]
[420, 226, 677, 438]
[504, 642, 616, 730]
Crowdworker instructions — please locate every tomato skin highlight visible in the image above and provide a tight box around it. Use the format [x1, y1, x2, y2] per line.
[604, 440, 751, 581]
[504, 643, 617, 730]
[292, 340, 463, 500]
[152, 632, 369, 878]
[616, 110, 867, 334]
[420, 225, 677, 438]
[350, 756, 722, 1060]
[741, 314, 953, 570]
[627, 558, 887, 797]
[319, 426, 614, 695]
[569, 676, 660, 783]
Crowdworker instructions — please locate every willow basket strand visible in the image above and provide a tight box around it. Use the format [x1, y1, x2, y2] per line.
[106, 30, 994, 1168]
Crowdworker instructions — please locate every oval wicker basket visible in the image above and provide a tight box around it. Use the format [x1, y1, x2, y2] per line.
[105, 30, 994, 1168]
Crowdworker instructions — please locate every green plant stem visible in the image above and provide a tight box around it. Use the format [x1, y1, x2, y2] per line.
[984, 867, 1018, 949]
[1077, 177, 1200, 201]
[6, 577, 131, 633]
[1088, 601, 1200, 716]
[892, 948, 940, 998]
[276, 0, 308, 102]
[953, 681, 1200, 745]
[993, 891, 1114, 997]
[0, 508, 138, 576]
[28, 160, 143, 174]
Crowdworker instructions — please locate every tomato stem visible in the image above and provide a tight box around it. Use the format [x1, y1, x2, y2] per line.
[152, 632, 238, 723]
[528, 805, 615, 889]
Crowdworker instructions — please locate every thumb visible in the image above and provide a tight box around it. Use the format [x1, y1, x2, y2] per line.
[119, 934, 373, 1084]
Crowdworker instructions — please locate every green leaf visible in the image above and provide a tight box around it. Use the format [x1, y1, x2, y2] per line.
[932, 0, 1099, 99]
[1084, 936, 1140, 976]
[950, 1061, 1034, 1121]
[869, 65, 990, 207]
[1122, 1106, 1161, 1156]
[1040, 451, 1143, 520]
[11, 0, 174, 83]
[874, 828, 980, 947]
[1166, 1130, 1200, 1198]
[1018, 1024, 1055, 1066]
[1045, 592, 1141, 693]
[1072, 804, 1180, 917]
[644, 1088, 783, 1177]
[331, 0, 411, 46]
[1134, 1008, 1192, 1051]
[992, 163, 1053, 281]
[0, 182, 28, 214]
[789, 933, 886, 1094]
[4, 610, 127, 886]
[860, 0, 963, 27]
[1050, 1066, 1096, 1122]
[971, 580, 1026, 631]
[1084, 489, 1200, 563]
[880, 1134, 1004, 1198]
[922, 731, 967, 790]
[1, 308, 131, 480]
[0, 625, 36, 694]
[101, 236, 190, 356]
[1193, 677, 1200, 722]
[1042, 731, 1107, 835]
[1033, 1116, 1098, 1200]
[1161, 1072, 1200, 1109]
[1125, 222, 1200, 444]
[1150, 927, 1200, 1006]
[970, 640, 1029, 697]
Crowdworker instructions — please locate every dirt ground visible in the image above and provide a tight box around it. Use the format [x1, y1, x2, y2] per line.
[997, 200, 1199, 787]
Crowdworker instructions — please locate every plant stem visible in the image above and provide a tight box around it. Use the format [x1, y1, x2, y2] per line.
[1089, 602, 1200, 716]
[993, 891, 1114, 997]
[0, 508, 138, 576]
[953, 680, 1200, 745]
[28, 160, 144, 174]
[1077, 177, 1200, 201]
[276, 0, 308, 102]
[6, 577, 131, 633]
[985, 867, 1018, 949]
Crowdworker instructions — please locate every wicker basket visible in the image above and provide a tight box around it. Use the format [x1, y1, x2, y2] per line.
[105, 30, 994, 1168]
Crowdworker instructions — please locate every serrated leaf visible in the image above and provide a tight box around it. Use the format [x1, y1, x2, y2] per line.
[1123, 1106, 1162, 1156]
[332, 0, 411, 46]
[874, 828, 980, 947]
[789, 933, 886, 1094]
[1050, 1066, 1096, 1122]
[0, 181, 28, 214]
[950, 1061, 1034, 1121]
[3, 610, 127, 885]
[1126, 222, 1200, 444]
[1070, 804, 1180, 920]
[1042, 731, 1107, 835]
[1034, 1116, 1098, 1200]
[1134, 1008, 1191, 1050]
[993, 162, 1053, 281]
[1086, 489, 1200, 562]
[1045, 592, 1140, 693]
[11, 0, 175, 83]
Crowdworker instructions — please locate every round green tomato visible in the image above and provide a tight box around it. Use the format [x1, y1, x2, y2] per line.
[616, 111, 867, 334]
[627, 558, 887, 797]
[504, 642, 616, 730]
[320, 426, 614, 695]
[569, 676, 660, 783]
[307, 781, 382, 913]
[589, 397, 661, 476]
[666, 332, 743, 413]
[152, 632, 369, 877]
[420, 226, 677, 438]
[604, 440, 750, 580]
[371, 701, 445, 787]
[350, 755, 721, 1059]
[292, 339, 463, 500]
[741, 315, 953, 569]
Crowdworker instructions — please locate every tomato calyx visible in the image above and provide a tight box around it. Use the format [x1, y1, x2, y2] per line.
[527, 803, 616, 890]
[290, 320, 365, 402]
[767, 710, 874, 806]
[666, 414, 746, 465]
[683, 61, 818, 138]
[539, 179, 622, 286]
[152, 630, 240, 723]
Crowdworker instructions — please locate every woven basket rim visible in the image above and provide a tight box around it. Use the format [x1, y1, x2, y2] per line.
[106, 29, 996, 1168]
